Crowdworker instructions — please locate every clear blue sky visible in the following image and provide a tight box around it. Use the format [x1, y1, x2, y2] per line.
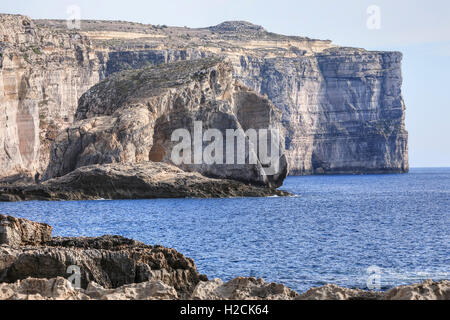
[1, 0, 449, 167]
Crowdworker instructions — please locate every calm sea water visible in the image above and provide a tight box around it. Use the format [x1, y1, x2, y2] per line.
[1, 168, 449, 292]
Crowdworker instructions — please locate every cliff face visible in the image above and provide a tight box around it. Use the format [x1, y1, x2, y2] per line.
[232, 48, 408, 174]
[0, 15, 100, 181]
[0, 16, 408, 180]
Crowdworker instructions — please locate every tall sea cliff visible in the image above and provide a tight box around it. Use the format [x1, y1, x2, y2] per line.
[0, 15, 408, 181]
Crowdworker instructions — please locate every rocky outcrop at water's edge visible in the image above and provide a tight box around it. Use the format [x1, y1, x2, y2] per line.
[0, 215, 447, 300]
[0, 162, 290, 201]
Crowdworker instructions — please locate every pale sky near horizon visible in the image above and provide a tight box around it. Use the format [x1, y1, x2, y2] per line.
[1, 0, 449, 167]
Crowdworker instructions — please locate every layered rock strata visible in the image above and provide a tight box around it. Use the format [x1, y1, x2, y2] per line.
[0, 15, 408, 182]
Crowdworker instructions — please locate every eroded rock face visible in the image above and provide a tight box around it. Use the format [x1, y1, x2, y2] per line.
[0, 214, 52, 247]
[297, 284, 385, 300]
[191, 277, 299, 300]
[384, 279, 450, 300]
[0, 162, 289, 201]
[297, 280, 450, 300]
[191, 278, 450, 300]
[0, 277, 177, 300]
[43, 58, 287, 188]
[0, 215, 206, 298]
[84, 280, 178, 300]
[0, 15, 101, 181]
[1, 276, 447, 300]
[0, 277, 89, 300]
[0, 215, 205, 298]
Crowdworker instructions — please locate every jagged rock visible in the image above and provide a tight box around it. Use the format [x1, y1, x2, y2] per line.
[0, 162, 289, 201]
[43, 57, 287, 188]
[0, 216, 206, 297]
[296, 280, 450, 300]
[0, 233, 207, 298]
[191, 277, 299, 300]
[0, 277, 177, 300]
[0, 277, 89, 300]
[1, 277, 447, 300]
[297, 284, 385, 300]
[0, 14, 408, 183]
[84, 280, 178, 300]
[384, 279, 450, 300]
[0, 15, 101, 180]
[0, 214, 52, 247]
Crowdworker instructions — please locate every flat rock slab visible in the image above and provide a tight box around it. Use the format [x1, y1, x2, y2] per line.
[0, 162, 290, 201]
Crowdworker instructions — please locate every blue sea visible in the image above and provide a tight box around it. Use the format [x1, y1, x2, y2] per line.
[1, 168, 449, 293]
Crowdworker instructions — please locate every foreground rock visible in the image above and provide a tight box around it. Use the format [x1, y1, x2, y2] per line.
[0, 277, 89, 300]
[0, 276, 447, 300]
[0, 276, 296, 300]
[0, 215, 207, 298]
[297, 280, 450, 300]
[383, 279, 449, 300]
[191, 277, 299, 300]
[0, 162, 289, 201]
[0, 277, 178, 300]
[0, 241, 205, 298]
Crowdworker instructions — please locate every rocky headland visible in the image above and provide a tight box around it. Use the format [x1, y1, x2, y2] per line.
[1, 51, 289, 200]
[0, 14, 408, 189]
[1, 214, 447, 300]
[44, 56, 287, 188]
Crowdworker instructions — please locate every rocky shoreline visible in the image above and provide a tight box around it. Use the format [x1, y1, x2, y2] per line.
[0, 214, 448, 300]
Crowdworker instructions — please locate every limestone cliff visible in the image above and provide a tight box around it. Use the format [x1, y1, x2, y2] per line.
[0, 14, 100, 181]
[0, 15, 409, 181]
